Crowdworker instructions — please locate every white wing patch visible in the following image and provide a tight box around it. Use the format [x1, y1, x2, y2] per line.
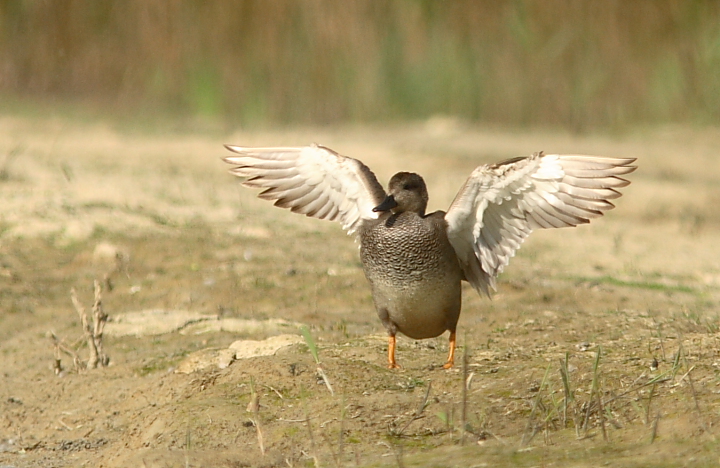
[223, 144, 386, 234]
[445, 152, 636, 296]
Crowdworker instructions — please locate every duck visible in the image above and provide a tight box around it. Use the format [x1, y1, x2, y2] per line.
[223, 144, 636, 369]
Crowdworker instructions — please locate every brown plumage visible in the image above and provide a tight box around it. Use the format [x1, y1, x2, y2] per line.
[223, 145, 636, 369]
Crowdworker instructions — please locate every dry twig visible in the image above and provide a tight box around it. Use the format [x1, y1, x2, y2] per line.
[69, 280, 109, 369]
[91, 280, 109, 366]
[247, 378, 265, 456]
[49, 331, 82, 373]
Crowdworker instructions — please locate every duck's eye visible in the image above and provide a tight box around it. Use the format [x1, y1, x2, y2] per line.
[403, 183, 414, 190]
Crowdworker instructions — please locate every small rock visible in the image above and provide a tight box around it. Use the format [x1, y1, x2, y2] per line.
[217, 349, 236, 369]
[576, 342, 592, 352]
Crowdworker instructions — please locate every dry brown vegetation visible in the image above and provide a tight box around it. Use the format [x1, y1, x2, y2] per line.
[2, 1, 720, 128]
[1, 115, 720, 466]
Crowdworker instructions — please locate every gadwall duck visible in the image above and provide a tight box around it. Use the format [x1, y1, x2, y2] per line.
[223, 145, 636, 369]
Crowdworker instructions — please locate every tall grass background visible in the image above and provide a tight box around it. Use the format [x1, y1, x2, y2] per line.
[1, 0, 719, 130]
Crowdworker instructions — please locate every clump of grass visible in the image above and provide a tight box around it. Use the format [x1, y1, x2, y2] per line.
[581, 346, 603, 439]
[521, 363, 552, 446]
[300, 325, 334, 395]
[390, 381, 433, 438]
[516, 343, 695, 448]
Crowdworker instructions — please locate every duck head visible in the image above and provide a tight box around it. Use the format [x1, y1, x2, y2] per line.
[373, 172, 429, 216]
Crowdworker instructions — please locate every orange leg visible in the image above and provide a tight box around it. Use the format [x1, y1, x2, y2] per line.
[443, 331, 456, 369]
[387, 335, 401, 369]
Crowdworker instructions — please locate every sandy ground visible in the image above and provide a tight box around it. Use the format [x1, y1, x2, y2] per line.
[1, 115, 720, 467]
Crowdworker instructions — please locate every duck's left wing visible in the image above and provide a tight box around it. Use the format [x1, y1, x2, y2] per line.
[444, 152, 637, 296]
[223, 144, 386, 234]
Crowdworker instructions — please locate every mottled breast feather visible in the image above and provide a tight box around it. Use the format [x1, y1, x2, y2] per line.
[359, 211, 457, 287]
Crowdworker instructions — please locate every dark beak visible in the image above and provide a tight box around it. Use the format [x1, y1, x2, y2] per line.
[372, 195, 398, 212]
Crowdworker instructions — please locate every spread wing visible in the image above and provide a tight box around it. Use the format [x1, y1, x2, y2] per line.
[223, 143, 386, 234]
[445, 152, 637, 296]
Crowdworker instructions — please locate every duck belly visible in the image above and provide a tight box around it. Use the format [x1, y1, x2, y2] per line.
[372, 277, 461, 339]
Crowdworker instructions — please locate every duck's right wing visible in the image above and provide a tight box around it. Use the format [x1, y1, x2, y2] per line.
[223, 144, 386, 234]
[445, 152, 636, 296]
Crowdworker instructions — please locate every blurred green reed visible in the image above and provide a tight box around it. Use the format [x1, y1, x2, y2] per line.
[1, 0, 719, 130]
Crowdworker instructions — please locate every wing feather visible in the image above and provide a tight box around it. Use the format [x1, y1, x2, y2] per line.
[223, 144, 386, 234]
[445, 152, 636, 296]
[562, 174, 630, 189]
